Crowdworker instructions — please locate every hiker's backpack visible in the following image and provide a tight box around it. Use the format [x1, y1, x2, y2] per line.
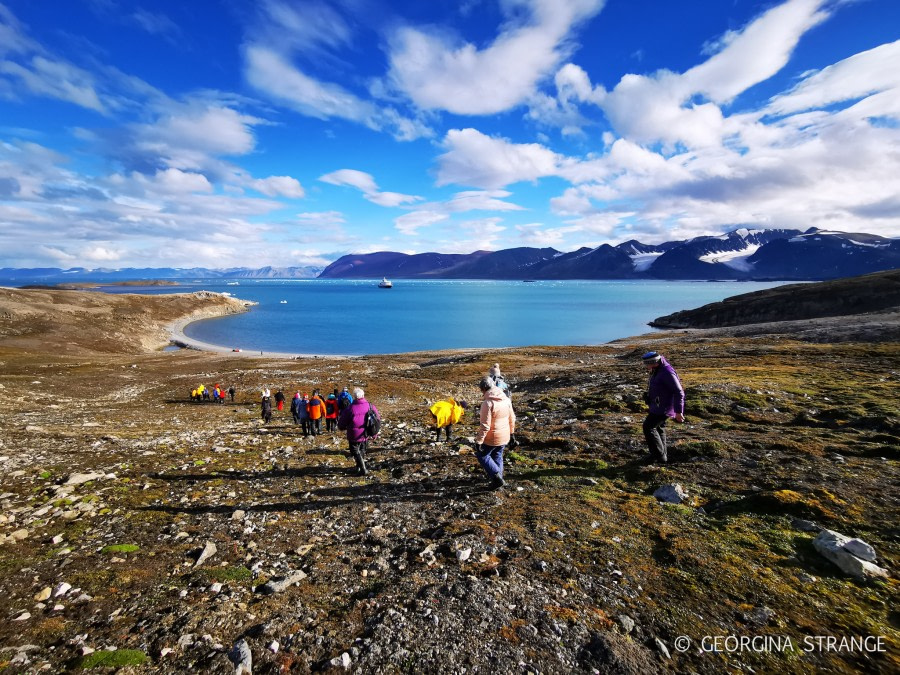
[338, 391, 353, 409]
[363, 404, 381, 438]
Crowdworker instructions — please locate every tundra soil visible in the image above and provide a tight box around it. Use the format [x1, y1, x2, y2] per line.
[0, 288, 897, 673]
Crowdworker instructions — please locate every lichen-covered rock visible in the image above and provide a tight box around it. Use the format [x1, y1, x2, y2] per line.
[813, 530, 888, 580]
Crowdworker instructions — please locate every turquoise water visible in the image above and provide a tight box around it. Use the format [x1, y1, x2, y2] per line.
[109, 278, 787, 355]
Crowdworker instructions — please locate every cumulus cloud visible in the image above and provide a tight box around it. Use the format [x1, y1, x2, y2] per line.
[320, 169, 421, 206]
[437, 128, 564, 188]
[563, 0, 834, 149]
[386, 0, 605, 114]
[251, 175, 305, 198]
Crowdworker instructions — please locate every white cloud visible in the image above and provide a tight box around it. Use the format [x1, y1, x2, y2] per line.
[0, 7, 107, 112]
[296, 211, 345, 227]
[139, 105, 261, 159]
[386, 0, 605, 114]
[320, 168, 421, 206]
[320, 169, 378, 193]
[554, 0, 834, 150]
[251, 175, 305, 198]
[255, 0, 353, 56]
[244, 45, 377, 124]
[516, 222, 564, 247]
[1, 55, 105, 112]
[81, 245, 123, 262]
[442, 190, 524, 213]
[767, 40, 900, 116]
[145, 168, 213, 194]
[395, 210, 449, 235]
[437, 128, 563, 188]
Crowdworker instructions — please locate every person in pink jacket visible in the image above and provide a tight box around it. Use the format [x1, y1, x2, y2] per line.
[474, 376, 516, 489]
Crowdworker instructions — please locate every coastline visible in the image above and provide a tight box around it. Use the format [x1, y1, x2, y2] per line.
[167, 313, 353, 360]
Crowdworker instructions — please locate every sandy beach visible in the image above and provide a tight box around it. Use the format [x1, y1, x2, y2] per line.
[166, 311, 353, 360]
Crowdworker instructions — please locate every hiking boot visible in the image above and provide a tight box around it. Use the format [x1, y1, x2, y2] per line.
[490, 475, 506, 490]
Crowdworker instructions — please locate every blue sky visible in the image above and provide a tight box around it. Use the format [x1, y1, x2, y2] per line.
[1, 0, 898, 269]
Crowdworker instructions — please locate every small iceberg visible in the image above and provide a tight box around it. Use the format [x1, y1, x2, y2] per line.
[279, 300, 288, 304]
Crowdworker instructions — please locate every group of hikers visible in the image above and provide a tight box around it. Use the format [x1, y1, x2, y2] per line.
[190, 383, 235, 403]
[259, 387, 353, 435]
[251, 355, 684, 487]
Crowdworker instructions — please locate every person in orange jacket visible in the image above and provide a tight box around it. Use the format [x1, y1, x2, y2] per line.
[307, 389, 327, 436]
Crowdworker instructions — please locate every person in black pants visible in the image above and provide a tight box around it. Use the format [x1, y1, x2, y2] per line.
[641, 351, 685, 463]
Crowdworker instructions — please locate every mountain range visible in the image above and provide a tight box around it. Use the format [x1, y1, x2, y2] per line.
[319, 228, 899, 281]
[2, 228, 897, 284]
[0, 265, 326, 284]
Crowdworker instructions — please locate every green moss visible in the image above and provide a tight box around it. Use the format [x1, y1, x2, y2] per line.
[78, 649, 148, 669]
[507, 451, 535, 465]
[38, 470, 52, 479]
[101, 544, 140, 554]
[201, 565, 252, 583]
[679, 440, 728, 458]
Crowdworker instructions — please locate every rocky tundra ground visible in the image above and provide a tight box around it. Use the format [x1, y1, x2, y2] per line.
[0, 287, 897, 674]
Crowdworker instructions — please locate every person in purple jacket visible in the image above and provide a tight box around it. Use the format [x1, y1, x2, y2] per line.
[337, 387, 380, 476]
[641, 351, 685, 464]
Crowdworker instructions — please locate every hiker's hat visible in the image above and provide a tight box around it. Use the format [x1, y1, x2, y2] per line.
[641, 351, 661, 363]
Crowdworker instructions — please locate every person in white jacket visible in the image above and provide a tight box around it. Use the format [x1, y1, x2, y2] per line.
[474, 376, 516, 489]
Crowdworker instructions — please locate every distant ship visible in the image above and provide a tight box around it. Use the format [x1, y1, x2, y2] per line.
[378, 277, 393, 288]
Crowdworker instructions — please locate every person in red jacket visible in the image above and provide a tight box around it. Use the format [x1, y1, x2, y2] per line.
[324, 394, 339, 432]
[307, 389, 327, 436]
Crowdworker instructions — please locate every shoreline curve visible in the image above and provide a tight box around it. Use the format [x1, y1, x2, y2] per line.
[167, 313, 353, 360]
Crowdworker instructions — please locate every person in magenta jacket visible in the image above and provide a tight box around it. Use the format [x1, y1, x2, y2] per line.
[641, 351, 685, 464]
[338, 387, 380, 476]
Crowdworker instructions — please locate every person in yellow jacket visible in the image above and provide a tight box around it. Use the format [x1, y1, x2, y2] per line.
[428, 398, 468, 441]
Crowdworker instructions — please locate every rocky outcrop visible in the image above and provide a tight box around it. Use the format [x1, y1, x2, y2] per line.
[650, 269, 900, 329]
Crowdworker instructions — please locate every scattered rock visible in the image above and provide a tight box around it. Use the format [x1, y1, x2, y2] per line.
[256, 570, 307, 595]
[654, 637, 671, 659]
[34, 587, 52, 602]
[456, 548, 472, 562]
[63, 472, 105, 486]
[193, 541, 218, 568]
[653, 484, 687, 504]
[813, 530, 889, 580]
[791, 518, 819, 532]
[843, 538, 877, 562]
[744, 606, 775, 626]
[229, 638, 252, 675]
[617, 614, 635, 634]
